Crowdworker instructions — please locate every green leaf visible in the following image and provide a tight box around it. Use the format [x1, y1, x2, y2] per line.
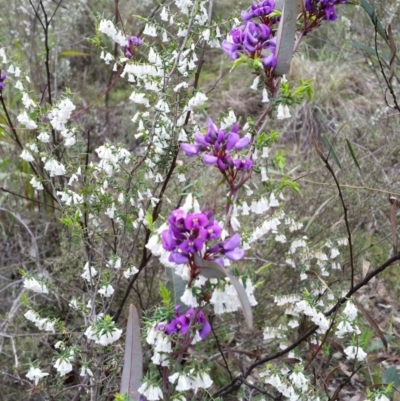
[166, 267, 187, 312]
[59, 50, 90, 57]
[305, 195, 335, 232]
[230, 56, 246, 71]
[383, 366, 400, 387]
[274, 150, 286, 171]
[159, 281, 171, 307]
[21, 292, 28, 307]
[360, 0, 388, 44]
[345, 139, 361, 170]
[322, 135, 342, 169]
[350, 41, 389, 62]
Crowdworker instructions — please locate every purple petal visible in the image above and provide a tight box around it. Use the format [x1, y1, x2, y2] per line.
[161, 229, 177, 251]
[205, 222, 222, 239]
[262, 54, 277, 68]
[226, 132, 239, 150]
[199, 319, 211, 339]
[184, 213, 209, 230]
[217, 158, 228, 171]
[181, 143, 201, 156]
[221, 40, 239, 60]
[203, 154, 218, 165]
[225, 248, 244, 261]
[193, 237, 205, 252]
[195, 132, 210, 146]
[169, 252, 189, 264]
[223, 233, 241, 251]
[234, 137, 250, 150]
[165, 319, 179, 335]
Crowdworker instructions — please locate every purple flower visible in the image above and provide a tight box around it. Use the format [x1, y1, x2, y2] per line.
[241, 0, 276, 21]
[0, 72, 6, 91]
[163, 308, 211, 341]
[204, 221, 222, 239]
[169, 252, 189, 264]
[162, 208, 244, 272]
[123, 36, 143, 59]
[262, 53, 277, 68]
[161, 229, 177, 251]
[184, 213, 209, 230]
[221, 233, 244, 261]
[305, 0, 348, 21]
[128, 36, 143, 47]
[221, 40, 240, 60]
[181, 143, 202, 156]
[203, 154, 218, 165]
[234, 158, 253, 170]
[196, 311, 211, 339]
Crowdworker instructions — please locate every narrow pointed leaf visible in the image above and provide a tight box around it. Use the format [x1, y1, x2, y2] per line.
[387, 24, 396, 82]
[194, 254, 253, 328]
[322, 135, 342, 169]
[59, 50, 91, 57]
[166, 267, 188, 312]
[390, 198, 398, 253]
[345, 139, 361, 170]
[354, 300, 388, 350]
[194, 254, 227, 279]
[360, 0, 388, 44]
[305, 195, 335, 232]
[350, 41, 389, 62]
[274, 0, 298, 75]
[120, 304, 143, 400]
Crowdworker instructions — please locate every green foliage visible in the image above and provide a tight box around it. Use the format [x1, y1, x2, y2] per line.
[159, 281, 171, 308]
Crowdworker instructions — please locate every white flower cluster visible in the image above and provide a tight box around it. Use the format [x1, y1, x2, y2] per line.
[17, 111, 37, 129]
[57, 189, 83, 205]
[26, 366, 48, 386]
[23, 277, 49, 294]
[264, 373, 300, 400]
[30, 176, 44, 190]
[98, 284, 114, 297]
[84, 317, 122, 346]
[49, 98, 76, 131]
[335, 300, 360, 338]
[43, 158, 67, 177]
[98, 19, 127, 46]
[146, 324, 172, 367]
[210, 281, 240, 314]
[54, 350, 74, 376]
[169, 370, 213, 392]
[81, 261, 98, 282]
[138, 382, 164, 401]
[95, 144, 131, 176]
[344, 345, 367, 362]
[293, 300, 330, 334]
[24, 310, 55, 333]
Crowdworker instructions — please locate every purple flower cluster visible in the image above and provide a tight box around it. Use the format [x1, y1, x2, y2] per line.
[181, 119, 252, 172]
[222, 0, 348, 67]
[241, 0, 276, 21]
[161, 208, 244, 267]
[157, 306, 211, 340]
[222, 21, 277, 68]
[0, 72, 7, 91]
[305, 0, 348, 21]
[124, 35, 143, 59]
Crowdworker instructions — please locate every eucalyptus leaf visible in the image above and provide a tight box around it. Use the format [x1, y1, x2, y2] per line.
[166, 267, 188, 313]
[194, 254, 253, 329]
[120, 304, 142, 400]
[274, 0, 299, 75]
